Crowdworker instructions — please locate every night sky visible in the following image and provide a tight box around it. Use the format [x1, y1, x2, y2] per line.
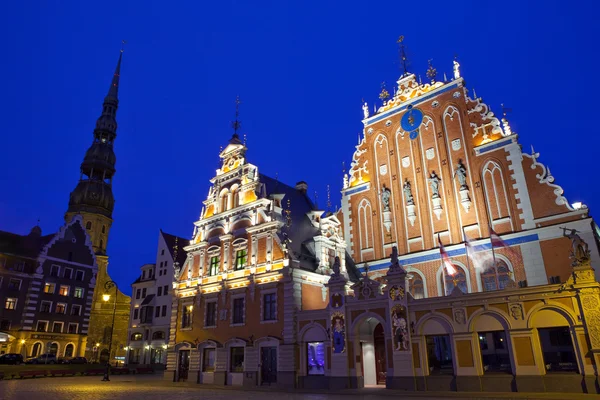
[1, 1, 598, 295]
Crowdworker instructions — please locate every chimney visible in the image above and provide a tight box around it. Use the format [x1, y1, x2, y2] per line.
[295, 181, 308, 194]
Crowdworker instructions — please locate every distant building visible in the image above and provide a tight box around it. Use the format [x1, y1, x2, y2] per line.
[63, 50, 131, 364]
[0, 216, 97, 359]
[126, 231, 187, 365]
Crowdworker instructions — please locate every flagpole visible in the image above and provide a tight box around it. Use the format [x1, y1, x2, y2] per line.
[463, 227, 472, 273]
[489, 224, 497, 266]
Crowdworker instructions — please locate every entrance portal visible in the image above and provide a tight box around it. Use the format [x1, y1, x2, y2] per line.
[357, 317, 386, 386]
[177, 350, 190, 381]
[260, 346, 277, 385]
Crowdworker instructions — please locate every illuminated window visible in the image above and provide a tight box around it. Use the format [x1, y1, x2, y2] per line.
[5, 297, 17, 310]
[307, 342, 325, 375]
[234, 249, 247, 270]
[59, 285, 70, 296]
[131, 332, 143, 341]
[74, 287, 84, 298]
[481, 260, 512, 291]
[44, 282, 56, 294]
[209, 256, 220, 276]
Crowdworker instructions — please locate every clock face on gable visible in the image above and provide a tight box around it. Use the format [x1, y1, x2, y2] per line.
[401, 105, 424, 140]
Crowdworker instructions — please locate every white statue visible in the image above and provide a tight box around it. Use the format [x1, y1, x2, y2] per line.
[362, 102, 370, 119]
[428, 173, 440, 198]
[453, 60, 460, 80]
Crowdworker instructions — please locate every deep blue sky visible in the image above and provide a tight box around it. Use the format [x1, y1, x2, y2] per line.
[1, 1, 598, 295]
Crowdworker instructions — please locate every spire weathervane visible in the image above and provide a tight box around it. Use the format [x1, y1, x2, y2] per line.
[397, 35, 409, 76]
[121, 40, 126, 53]
[379, 81, 390, 101]
[327, 184, 332, 212]
[231, 95, 241, 137]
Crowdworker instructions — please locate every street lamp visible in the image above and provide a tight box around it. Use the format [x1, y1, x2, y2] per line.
[101, 280, 118, 382]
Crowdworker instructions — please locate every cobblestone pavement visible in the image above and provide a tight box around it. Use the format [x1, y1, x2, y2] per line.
[0, 375, 597, 400]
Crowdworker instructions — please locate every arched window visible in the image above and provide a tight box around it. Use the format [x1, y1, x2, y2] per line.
[85, 221, 92, 230]
[481, 259, 512, 291]
[407, 273, 425, 299]
[99, 239, 104, 249]
[482, 161, 511, 225]
[102, 225, 106, 234]
[64, 343, 74, 357]
[48, 342, 58, 355]
[31, 342, 42, 357]
[441, 266, 468, 296]
[131, 332, 143, 341]
[231, 184, 240, 209]
[357, 199, 374, 258]
[219, 189, 229, 213]
[152, 331, 165, 340]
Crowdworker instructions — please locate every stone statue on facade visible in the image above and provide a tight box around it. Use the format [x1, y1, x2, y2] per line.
[454, 162, 468, 189]
[173, 262, 181, 279]
[381, 187, 391, 212]
[562, 227, 591, 265]
[362, 101, 370, 119]
[428, 172, 441, 198]
[247, 167, 255, 180]
[331, 256, 341, 276]
[453, 59, 461, 80]
[403, 180, 414, 205]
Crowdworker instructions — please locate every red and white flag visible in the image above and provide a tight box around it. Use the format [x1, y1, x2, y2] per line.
[438, 234, 457, 275]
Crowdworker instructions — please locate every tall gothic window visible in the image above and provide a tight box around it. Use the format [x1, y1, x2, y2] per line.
[442, 266, 468, 296]
[481, 260, 512, 291]
[482, 161, 511, 224]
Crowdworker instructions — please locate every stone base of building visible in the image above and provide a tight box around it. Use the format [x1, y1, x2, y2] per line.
[384, 374, 599, 394]
[297, 376, 364, 390]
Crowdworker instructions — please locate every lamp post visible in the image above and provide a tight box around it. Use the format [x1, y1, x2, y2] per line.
[102, 280, 118, 382]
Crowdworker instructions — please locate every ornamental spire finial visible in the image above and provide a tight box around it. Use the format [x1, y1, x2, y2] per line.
[231, 95, 241, 138]
[397, 35, 409, 76]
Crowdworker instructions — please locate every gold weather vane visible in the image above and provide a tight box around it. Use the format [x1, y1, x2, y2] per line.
[173, 236, 179, 262]
[397, 35, 409, 76]
[285, 199, 292, 228]
[426, 59, 437, 83]
[231, 95, 241, 136]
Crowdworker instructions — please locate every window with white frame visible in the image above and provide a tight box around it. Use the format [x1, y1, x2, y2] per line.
[36, 320, 48, 332]
[55, 303, 67, 314]
[67, 323, 78, 334]
[59, 285, 70, 296]
[234, 249, 247, 270]
[202, 348, 216, 372]
[71, 304, 82, 316]
[262, 291, 277, 322]
[209, 256, 220, 276]
[232, 297, 245, 325]
[44, 282, 56, 294]
[7, 278, 21, 290]
[181, 304, 193, 329]
[50, 265, 60, 277]
[40, 301, 52, 313]
[75, 270, 84, 281]
[74, 287, 84, 298]
[52, 321, 63, 333]
[63, 267, 73, 279]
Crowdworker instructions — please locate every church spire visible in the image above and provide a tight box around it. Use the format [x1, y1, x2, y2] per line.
[65, 47, 124, 255]
[106, 48, 123, 101]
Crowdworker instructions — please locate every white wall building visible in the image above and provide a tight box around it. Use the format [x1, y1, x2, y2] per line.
[126, 230, 188, 365]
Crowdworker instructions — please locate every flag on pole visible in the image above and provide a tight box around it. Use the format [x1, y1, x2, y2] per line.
[464, 232, 493, 270]
[438, 233, 457, 275]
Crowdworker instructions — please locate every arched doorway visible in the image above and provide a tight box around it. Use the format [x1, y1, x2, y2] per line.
[531, 308, 578, 373]
[64, 344, 75, 358]
[48, 342, 58, 355]
[100, 348, 109, 363]
[355, 316, 387, 386]
[31, 342, 42, 357]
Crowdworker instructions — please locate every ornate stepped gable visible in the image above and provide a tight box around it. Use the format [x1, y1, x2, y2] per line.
[341, 56, 587, 273]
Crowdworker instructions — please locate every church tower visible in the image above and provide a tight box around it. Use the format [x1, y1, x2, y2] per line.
[64, 51, 121, 253]
[65, 49, 130, 364]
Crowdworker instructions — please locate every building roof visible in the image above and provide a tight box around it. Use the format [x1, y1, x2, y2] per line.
[161, 231, 189, 266]
[259, 174, 360, 281]
[0, 228, 54, 259]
